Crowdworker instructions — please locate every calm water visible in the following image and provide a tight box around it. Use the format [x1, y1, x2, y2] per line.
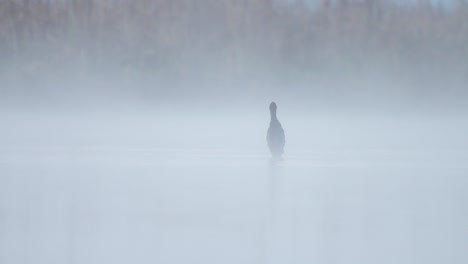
[1, 111, 467, 264]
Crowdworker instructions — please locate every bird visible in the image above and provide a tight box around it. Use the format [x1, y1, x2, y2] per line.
[267, 102, 285, 158]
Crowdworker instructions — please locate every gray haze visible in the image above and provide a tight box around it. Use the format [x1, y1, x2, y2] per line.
[1, 1, 468, 264]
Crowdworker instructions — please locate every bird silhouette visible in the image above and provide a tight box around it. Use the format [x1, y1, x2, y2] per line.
[267, 102, 285, 158]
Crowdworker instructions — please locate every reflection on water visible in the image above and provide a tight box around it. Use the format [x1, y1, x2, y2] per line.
[1, 149, 467, 264]
[259, 158, 283, 264]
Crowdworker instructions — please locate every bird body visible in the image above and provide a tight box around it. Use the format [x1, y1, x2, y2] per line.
[267, 102, 285, 158]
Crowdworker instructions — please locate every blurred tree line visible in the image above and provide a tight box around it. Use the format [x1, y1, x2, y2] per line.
[0, 0, 467, 98]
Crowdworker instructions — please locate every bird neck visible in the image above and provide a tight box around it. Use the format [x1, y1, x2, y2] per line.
[270, 110, 277, 122]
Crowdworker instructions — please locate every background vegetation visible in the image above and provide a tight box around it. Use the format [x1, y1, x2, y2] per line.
[1, 0, 467, 104]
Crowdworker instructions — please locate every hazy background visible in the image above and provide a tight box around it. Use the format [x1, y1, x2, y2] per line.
[0, 0, 467, 108]
[1, 1, 468, 264]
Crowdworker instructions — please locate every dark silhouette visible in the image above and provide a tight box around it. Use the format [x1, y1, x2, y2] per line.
[267, 102, 285, 158]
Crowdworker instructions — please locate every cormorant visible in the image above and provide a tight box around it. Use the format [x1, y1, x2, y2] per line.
[267, 102, 285, 158]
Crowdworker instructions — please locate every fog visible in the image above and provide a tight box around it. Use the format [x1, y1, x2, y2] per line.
[1, 108, 467, 264]
[1, 1, 468, 264]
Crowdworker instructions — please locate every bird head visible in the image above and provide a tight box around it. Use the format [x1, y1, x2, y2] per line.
[269, 102, 277, 112]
